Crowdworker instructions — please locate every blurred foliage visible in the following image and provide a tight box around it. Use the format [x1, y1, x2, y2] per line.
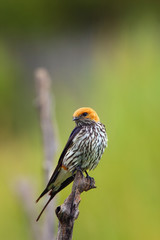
[0, 0, 160, 35]
[0, 2, 160, 240]
[0, 43, 36, 137]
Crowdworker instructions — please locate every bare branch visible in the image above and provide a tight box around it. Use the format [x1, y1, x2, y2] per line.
[34, 68, 58, 182]
[34, 68, 58, 240]
[55, 171, 96, 240]
[16, 68, 58, 240]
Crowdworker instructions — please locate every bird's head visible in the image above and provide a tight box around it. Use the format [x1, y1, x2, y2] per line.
[73, 107, 100, 125]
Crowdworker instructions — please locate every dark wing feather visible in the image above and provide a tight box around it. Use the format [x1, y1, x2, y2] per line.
[36, 126, 81, 202]
[46, 126, 81, 186]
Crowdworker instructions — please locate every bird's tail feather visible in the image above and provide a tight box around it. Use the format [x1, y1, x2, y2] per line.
[36, 188, 49, 203]
[36, 194, 55, 221]
[36, 175, 75, 221]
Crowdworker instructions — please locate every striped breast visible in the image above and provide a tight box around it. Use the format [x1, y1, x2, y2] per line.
[63, 122, 108, 172]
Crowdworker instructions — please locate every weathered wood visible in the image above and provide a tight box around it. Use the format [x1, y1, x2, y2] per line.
[35, 68, 58, 240]
[55, 171, 96, 240]
[35, 68, 58, 183]
[17, 68, 58, 240]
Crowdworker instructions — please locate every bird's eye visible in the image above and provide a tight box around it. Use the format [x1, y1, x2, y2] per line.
[82, 112, 88, 117]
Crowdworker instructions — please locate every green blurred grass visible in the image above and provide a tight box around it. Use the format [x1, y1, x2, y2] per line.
[0, 18, 160, 240]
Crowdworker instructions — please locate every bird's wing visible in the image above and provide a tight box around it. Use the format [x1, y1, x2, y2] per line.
[48, 126, 82, 186]
[36, 126, 82, 203]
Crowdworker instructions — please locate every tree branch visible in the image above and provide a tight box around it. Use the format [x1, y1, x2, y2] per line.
[16, 68, 58, 240]
[55, 171, 96, 240]
[34, 68, 58, 183]
[34, 68, 58, 240]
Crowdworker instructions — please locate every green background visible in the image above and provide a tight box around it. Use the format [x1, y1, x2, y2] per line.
[0, 1, 160, 240]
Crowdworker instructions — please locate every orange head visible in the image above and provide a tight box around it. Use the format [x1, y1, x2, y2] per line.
[73, 107, 100, 124]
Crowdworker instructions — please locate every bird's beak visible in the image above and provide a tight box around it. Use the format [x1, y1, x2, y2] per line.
[73, 116, 79, 121]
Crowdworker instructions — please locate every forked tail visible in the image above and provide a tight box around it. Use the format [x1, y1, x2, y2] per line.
[36, 194, 54, 221]
[36, 188, 49, 203]
[36, 175, 75, 221]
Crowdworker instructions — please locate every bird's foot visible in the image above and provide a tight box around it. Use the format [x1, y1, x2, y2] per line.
[72, 166, 83, 177]
[85, 170, 94, 184]
[85, 170, 89, 178]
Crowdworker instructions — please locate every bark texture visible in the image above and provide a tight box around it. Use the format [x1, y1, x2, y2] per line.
[55, 170, 96, 240]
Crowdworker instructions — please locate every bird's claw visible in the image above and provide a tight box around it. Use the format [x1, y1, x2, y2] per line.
[85, 170, 94, 183]
[72, 166, 84, 177]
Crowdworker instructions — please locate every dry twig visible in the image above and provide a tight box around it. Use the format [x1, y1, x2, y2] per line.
[17, 68, 58, 240]
[55, 170, 96, 240]
[35, 68, 58, 240]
